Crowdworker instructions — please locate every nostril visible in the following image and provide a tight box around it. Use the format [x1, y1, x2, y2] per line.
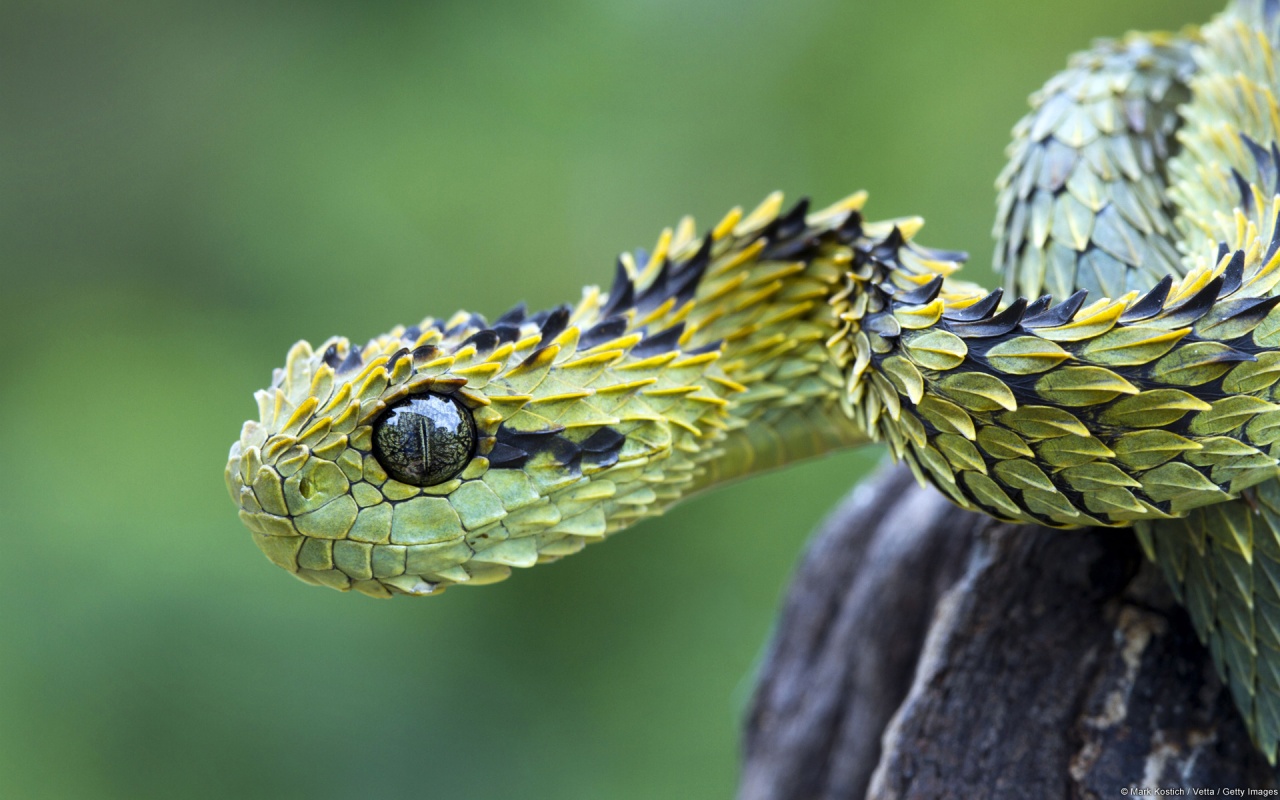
[298, 477, 314, 499]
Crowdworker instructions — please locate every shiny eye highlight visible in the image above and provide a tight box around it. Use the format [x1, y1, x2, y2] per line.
[372, 393, 476, 486]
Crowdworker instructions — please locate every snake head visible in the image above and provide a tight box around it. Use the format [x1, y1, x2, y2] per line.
[227, 193, 889, 597]
[226, 291, 737, 597]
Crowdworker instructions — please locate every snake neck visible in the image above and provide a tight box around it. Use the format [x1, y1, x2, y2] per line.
[666, 196, 996, 468]
[599, 193, 980, 495]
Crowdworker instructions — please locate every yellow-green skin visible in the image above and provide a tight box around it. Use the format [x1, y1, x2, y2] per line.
[227, 0, 1280, 761]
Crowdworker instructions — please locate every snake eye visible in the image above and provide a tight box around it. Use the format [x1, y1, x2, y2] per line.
[372, 393, 476, 486]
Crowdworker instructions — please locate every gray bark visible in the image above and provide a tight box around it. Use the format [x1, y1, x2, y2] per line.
[739, 463, 1276, 800]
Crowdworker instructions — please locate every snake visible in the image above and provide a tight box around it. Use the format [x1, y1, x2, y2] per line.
[226, 0, 1280, 761]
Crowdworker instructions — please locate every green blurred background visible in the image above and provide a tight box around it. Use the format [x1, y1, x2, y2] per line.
[0, 0, 1220, 797]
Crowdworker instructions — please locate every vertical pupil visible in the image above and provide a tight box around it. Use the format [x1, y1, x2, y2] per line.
[372, 393, 475, 486]
[417, 413, 431, 478]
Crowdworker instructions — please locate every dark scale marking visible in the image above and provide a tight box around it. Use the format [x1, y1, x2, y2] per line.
[668, 263, 707, 308]
[462, 329, 500, 353]
[386, 348, 410, 370]
[1119, 275, 1173, 322]
[1024, 295, 1054, 317]
[561, 453, 585, 478]
[538, 306, 571, 343]
[1229, 293, 1280, 328]
[669, 235, 714, 305]
[1243, 134, 1280, 197]
[895, 276, 944, 305]
[1243, 135, 1273, 188]
[947, 298, 1028, 339]
[767, 197, 810, 241]
[322, 344, 343, 369]
[761, 232, 821, 262]
[1160, 276, 1224, 327]
[635, 259, 674, 313]
[631, 323, 686, 358]
[494, 427, 582, 473]
[580, 427, 626, 470]
[1272, 140, 1280, 197]
[836, 210, 864, 244]
[944, 288, 1003, 322]
[488, 442, 529, 468]
[685, 339, 723, 356]
[492, 324, 522, 344]
[493, 425, 564, 456]
[1267, 210, 1280, 265]
[1222, 250, 1246, 295]
[403, 326, 421, 343]
[870, 227, 908, 265]
[412, 344, 440, 366]
[601, 259, 635, 318]
[679, 233, 714, 277]
[1232, 168, 1255, 215]
[1023, 289, 1087, 328]
[581, 427, 625, 454]
[495, 302, 527, 326]
[760, 203, 820, 261]
[579, 317, 629, 350]
[338, 348, 364, 374]
[486, 442, 530, 468]
[583, 448, 621, 471]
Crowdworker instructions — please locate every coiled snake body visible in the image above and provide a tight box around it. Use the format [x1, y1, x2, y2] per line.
[227, 1, 1280, 760]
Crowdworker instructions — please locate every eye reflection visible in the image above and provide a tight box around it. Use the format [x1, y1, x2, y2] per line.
[372, 393, 476, 486]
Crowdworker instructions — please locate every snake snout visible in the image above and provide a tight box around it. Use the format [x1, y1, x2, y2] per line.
[227, 320, 618, 597]
[227, 411, 521, 599]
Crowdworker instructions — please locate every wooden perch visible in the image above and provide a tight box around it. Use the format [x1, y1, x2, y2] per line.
[739, 463, 1276, 799]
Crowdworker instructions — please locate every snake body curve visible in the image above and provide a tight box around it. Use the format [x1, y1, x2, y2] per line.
[227, 0, 1280, 759]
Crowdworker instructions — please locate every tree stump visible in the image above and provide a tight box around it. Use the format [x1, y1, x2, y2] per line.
[739, 463, 1276, 799]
